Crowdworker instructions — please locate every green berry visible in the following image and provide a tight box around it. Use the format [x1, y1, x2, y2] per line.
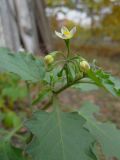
[3, 111, 21, 128]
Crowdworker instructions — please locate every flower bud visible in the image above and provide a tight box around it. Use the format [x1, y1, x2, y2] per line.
[44, 55, 54, 65]
[80, 60, 90, 73]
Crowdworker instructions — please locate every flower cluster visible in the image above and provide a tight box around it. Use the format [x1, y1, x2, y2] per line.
[44, 26, 90, 73]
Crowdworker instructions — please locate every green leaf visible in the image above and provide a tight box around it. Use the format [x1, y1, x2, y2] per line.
[109, 76, 120, 95]
[2, 86, 27, 101]
[26, 101, 96, 160]
[0, 48, 11, 72]
[0, 50, 45, 82]
[0, 140, 26, 160]
[87, 69, 119, 96]
[79, 101, 120, 159]
[72, 83, 98, 92]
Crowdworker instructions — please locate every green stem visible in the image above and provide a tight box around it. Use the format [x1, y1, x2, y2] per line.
[53, 79, 95, 95]
[65, 39, 70, 57]
[5, 123, 23, 141]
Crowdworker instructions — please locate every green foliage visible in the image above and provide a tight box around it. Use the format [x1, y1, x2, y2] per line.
[0, 26, 120, 160]
[79, 101, 120, 159]
[2, 86, 27, 101]
[87, 69, 120, 96]
[0, 49, 45, 82]
[72, 78, 99, 92]
[3, 111, 21, 128]
[0, 140, 26, 160]
[0, 73, 27, 102]
[26, 99, 96, 160]
[109, 76, 120, 95]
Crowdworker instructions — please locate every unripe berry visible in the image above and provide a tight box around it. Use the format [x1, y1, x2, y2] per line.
[80, 60, 90, 73]
[44, 55, 54, 65]
[3, 111, 21, 128]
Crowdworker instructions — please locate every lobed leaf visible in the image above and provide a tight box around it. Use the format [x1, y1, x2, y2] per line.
[87, 69, 120, 96]
[26, 100, 97, 160]
[109, 76, 120, 95]
[79, 101, 120, 159]
[0, 49, 45, 82]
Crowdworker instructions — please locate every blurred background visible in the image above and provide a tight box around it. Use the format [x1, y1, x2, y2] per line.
[0, 0, 120, 130]
[0, 0, 120, 70]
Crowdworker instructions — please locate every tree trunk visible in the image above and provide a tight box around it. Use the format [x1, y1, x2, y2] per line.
[34, 0, 52, 53]
[0, 0, 53, 54]
[0, 0, 21, 51]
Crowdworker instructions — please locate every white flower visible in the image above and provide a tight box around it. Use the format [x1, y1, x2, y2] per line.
[55, 26, 76, 39]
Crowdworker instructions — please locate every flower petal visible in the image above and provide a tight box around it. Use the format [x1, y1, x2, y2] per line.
[55, 31, 64, 39]
[61, 26, 69, 34]
[70, 26, 76, 36]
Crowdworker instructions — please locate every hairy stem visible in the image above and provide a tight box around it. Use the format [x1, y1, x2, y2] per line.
[65, 40, 70, 57]
[53, 78, 95, 94]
